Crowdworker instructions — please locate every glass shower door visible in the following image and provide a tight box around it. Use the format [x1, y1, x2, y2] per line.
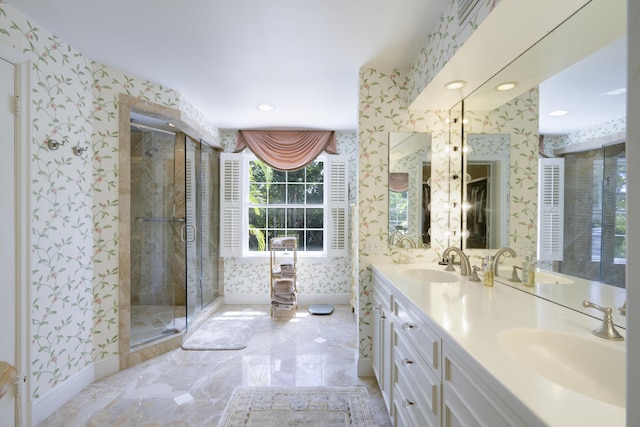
[185, 137, 220, 326]
[129, 124, 185, 347]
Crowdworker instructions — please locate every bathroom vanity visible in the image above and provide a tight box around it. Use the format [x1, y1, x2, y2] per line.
[372, 263, 626, 427]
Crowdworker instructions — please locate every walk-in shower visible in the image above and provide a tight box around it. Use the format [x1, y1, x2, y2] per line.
[128, 115, 220, 348]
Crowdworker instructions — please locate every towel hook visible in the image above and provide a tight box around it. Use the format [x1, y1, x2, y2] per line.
[46, 138, 65, 151]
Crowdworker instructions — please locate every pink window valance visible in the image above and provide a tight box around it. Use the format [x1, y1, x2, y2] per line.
[235, 130, 337, 171]
[389, 172, 409, 193]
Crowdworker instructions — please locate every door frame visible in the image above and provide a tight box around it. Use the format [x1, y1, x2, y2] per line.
[0, 43, 31, 426]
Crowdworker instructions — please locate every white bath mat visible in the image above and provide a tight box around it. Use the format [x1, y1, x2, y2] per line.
[182, 309, 265, 350]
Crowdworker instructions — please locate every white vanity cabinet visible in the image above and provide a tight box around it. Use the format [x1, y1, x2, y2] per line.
[372, 274, 394, 415]
[372, 266, 529, 427]
[392, 290, 441, 427]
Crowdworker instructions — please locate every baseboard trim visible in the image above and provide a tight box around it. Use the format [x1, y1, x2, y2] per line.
[223, 294, 350, 306]
[93, 355, 119, 381]
[32, 363, 95, 425]
[357, 357, 374, 377]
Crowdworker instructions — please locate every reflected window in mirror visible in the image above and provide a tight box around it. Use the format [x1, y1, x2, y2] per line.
[389, 173, 409, 238]
[388, 132, 432, 248]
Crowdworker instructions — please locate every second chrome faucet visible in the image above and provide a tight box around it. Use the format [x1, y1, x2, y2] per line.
[493, 247, 517, 276]
[442, 247, 472, 276]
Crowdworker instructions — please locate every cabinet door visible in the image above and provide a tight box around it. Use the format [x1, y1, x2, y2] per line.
[373, 295, 383, 382]
[373, 285, 393, 415]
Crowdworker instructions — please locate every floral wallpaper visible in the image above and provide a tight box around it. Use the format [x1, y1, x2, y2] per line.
[407, 0, 501, 106]
[542, 116, 626, 156]
[464, 89, 540, 255]
[358, 67, 450, 360]
[356, 0, 518, 363]
[218, 130, 358, 298]
[0, 1, 218, 405]
[0, 2, 98, 401]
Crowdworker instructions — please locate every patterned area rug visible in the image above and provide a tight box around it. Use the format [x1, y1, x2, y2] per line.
[182, 309, 265, 350]
[217, 386, 376, 426]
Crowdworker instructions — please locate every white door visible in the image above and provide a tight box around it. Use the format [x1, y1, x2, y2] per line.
[0, 56, 17, 426]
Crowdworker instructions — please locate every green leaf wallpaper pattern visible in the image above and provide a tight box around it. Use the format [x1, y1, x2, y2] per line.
[1, 2, 218, 401]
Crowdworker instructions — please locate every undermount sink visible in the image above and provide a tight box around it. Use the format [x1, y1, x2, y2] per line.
[397, 267, 459, 283]
[534, 271, 574, 285]
[498, 328, 625, 407]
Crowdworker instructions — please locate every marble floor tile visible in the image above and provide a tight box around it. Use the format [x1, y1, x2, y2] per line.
[38, 305, 392, 427]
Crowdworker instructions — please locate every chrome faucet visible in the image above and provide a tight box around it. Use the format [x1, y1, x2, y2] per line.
[619, 299, 627, 317]
[493, 247, 517, 276]
[582, 300, 624, 341]
[397, 235, 416, 249]
[389, 230, 403, 246]
[442, 247, 471, 276]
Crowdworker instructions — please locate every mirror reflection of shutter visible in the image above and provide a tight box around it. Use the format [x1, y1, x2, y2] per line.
[328, 156, 348, 257]
[220, 153, 242, 257]
[537, 158, 564, 261]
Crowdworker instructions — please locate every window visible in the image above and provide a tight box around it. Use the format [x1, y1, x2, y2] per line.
[248, 159, 325, 252]
[388, 190, 408, 234]
[220, 152, 348, 257]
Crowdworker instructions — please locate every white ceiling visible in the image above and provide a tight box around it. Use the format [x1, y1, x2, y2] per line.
[7, 1, 628, 135]
[7, 0, 448, 131]
[539, 36, 627, 135]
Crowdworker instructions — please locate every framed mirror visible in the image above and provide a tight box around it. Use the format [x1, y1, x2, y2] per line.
[388, 132, 431, 248]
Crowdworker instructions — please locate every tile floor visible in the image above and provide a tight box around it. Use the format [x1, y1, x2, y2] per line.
[38, 304, 392, 426]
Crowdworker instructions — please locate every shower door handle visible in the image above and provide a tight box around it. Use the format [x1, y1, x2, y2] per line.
[181, 224, 197, 243]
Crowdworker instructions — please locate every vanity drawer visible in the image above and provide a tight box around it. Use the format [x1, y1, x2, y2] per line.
[394, 296, 440, 375]
[394, 338, 440, 427]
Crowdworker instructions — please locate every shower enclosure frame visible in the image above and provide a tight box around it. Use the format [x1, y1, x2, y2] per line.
[117, 95, 223, 370]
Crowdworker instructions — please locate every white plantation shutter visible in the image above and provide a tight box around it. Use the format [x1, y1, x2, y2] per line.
[220, 153, 242, 257]
[537, 158, 564, 261]
[327, 155, 349, 257]
[200, 156, 211, 257]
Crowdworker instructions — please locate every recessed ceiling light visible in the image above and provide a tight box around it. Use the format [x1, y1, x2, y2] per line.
[495, 82, 518, 91]
[257, 104, 275, 112]
[444, 80, 467, 90]
[167, 122, 176, 127]
[548, 110, 569, 117]
[602, 88, 626, 96]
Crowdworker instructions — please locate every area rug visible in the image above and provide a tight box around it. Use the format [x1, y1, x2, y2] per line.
[217, 386, 376, 426]
[182, 309, 265, 350]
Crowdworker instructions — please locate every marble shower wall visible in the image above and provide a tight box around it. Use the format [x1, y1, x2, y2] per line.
[129, 129, 185, 306]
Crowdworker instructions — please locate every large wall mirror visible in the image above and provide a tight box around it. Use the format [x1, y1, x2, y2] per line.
[459, 0, 626, 323]
[388, 132, 431, 248]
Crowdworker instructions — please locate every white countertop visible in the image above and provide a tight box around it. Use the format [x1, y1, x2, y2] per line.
[372, 262, 626, 427]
